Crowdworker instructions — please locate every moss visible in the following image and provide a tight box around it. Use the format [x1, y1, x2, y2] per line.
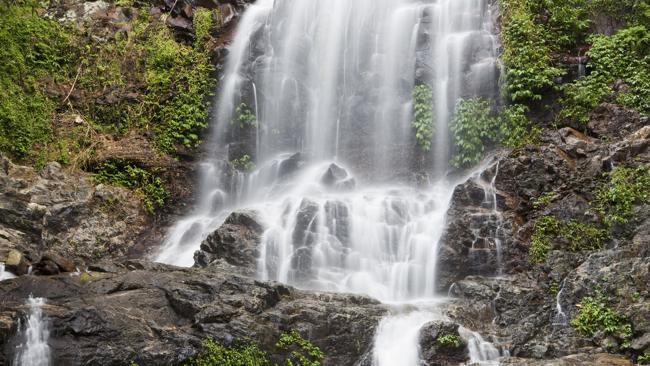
[532, 192, 556, 209]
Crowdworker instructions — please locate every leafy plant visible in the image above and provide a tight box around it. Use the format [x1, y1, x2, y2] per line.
[594, 166, 650, 226]
[436, 334, 462, 347]
[411, 84, 435, 151]
[638, 351, 650, 364]
[234, 103, 257, 129]
[231, 155, 255, 172]
[560, 26, 650, 123]
[276, 330, 325, 366]
[184, 338, 269, 366]
[529, 216, 561, 263]
[571, 296, 632, 344]
[497, 103, 539, 148]
[182, 331, 324, 366]
[450, 98, 496, 168]
[532, 192, 556, 209]
[93, 162, 168, 214]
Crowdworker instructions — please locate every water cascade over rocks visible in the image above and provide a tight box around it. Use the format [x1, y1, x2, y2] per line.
[0, 263, 17, 281]
[156, 0, 500, 364]
[13, 297, 51, 366]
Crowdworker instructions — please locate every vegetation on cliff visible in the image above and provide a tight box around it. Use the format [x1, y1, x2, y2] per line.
[0, 0, 218, 213]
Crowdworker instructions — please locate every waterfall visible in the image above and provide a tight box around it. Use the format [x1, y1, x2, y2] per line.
[459, 327, 505, 365]
[552, 279, 568, 326]
[13, 297, 51, 366]
[0, 262, 17, 281]
[155, 0, 500, 364]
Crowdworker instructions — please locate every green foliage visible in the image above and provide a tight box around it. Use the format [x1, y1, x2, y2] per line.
[532, 191, 556, 209]
[234, 103, 257, 129]
[594, 166, 650, 226]
[562, 220, 608, 252]
[450, 98, 496, 168]
[143, 21, 214, 152]
[0, 1, 75, 158]
[530, 216, 561, 263]
[411, 84, 435, 151]
[498, 0, 565, 101]
[529, 216, 606, 263]
[560, 26, 650, 123]
[571, 296, 632, 343]
[450, 99, 538, 168]
[184, 338, 269, 366]
[231, 155, 255, 172]
[193, 9, 214, 46]
[497, 103, 539, 148]
[93, 162, 168, 214]
[276, 330, 325, 366]
[638, 351, 650, 364]
[183, 331, 324, 366]
[588, 0, 650, 25]
[436, 334, 462, 347]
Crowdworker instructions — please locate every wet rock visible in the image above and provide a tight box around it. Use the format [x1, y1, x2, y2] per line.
[419, 320, 469, 365]
[194, 210, 263, 272]
[34, 251, 76, 275]
[0, 261, 386, 366]
[321, 163, 348, 186]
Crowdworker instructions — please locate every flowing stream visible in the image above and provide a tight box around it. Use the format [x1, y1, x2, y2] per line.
[13, 297, 51, 366]
[156, 0, 500, 364]
[0, 262, 17, 281]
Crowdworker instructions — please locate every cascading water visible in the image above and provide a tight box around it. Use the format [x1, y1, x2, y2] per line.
[0, 262, 17, 281]
[13, 297, 51, 366]
[552, 279, 568, 326]
[155, 0, 500, 364]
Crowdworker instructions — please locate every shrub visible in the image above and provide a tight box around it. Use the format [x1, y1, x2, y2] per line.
[571, 296, 632, 343]
[560, 26, 650, 123]
[594, 166, 650, 226]
[450, 98, 496, 168]
[497, 103, 539, 148]
[411, 84, 435, 151]
[93, 162, 168, 214]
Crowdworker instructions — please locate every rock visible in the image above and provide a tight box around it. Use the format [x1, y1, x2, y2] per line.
[277, 152, 307, 179]
[419, 320, 468, 365]
[194, 210, 264, 272]
[34, 252, 76, 274]
[0, 155, 148, 267]
[502, 353, 634, 365]
[321, 163, 349, 186]
[4, 250, 29, 276]
[0, 261, 386, 366]
[588, 103, 649, 140]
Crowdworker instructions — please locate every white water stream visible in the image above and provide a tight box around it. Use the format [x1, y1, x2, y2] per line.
[155, 0, 501, 364]
[0, 262, 17, 281]
[13, 297, 51, 366]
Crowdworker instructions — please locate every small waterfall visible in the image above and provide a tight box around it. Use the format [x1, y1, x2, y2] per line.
[1, 262, 17, 281]
[552, 279, 568, 326]
[459, 327, 504, 365]
[372, 311, 439, 366]
[13, 297, 51, 366]
[577, 49, 586, 79]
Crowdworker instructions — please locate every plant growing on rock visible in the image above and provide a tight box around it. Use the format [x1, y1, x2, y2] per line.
[594, 166, 650, 226]
[234, 103, 257, 129]
[276, 330, 325, 366]
[231, 155, 255, 172]
[571, 296, 632, 347]
[436, 334, 462, 347]
[450, 98, 496, 168]
[411, 84, 435, 151]
[93, 162, 168, 214]
[529, 216, 607, 263]
[532, 191, 556, 209]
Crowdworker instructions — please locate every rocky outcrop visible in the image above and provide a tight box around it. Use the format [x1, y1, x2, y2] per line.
[193, 210, 263, 273]
[0, 156, 148, 271]
[438, 113, 650, 363]
[419, 320, 469, 365]
[0, 261, 385, 366]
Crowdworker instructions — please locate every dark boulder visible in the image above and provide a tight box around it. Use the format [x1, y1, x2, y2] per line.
[419, 320, 469, 366]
